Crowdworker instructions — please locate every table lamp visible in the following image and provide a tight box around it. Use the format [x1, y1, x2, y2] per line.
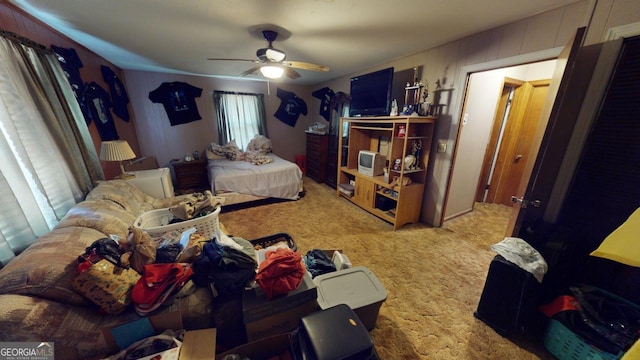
[99, 140, 136, 179]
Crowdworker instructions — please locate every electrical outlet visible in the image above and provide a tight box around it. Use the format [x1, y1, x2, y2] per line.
[437, 143, 447, 153]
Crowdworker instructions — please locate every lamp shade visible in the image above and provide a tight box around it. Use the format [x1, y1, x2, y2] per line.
[260, 65, 284, 79]
[590, 207, 640, 267]
[99, 140, 136, 162]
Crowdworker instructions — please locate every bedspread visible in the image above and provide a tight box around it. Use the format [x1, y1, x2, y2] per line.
[208, 154, 303, 200]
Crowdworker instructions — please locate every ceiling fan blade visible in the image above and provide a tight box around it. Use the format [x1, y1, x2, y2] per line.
[283, 67, 301, 79]
[283, 61, 329, 72]
[239, 66, 262, 77]
[207, 58, 259, 63]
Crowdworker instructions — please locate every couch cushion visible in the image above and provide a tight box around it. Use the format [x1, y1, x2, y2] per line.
[54, 199, 137, 238]
[86, 183, 141, 214]
[0, 294, 125, 359]
[0, 227, 106, 306]
[0, 287, 214, 359]
[86, 180, 151, 214]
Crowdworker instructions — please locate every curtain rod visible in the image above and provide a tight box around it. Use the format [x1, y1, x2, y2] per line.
[213, 90, 262, 96]
[0, 29, 50, 53]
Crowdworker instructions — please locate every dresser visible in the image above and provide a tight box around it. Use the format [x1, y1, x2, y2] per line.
[306, 133, 328, 183]
[127, 167, 174, 198]
[171, 159, 209, 194]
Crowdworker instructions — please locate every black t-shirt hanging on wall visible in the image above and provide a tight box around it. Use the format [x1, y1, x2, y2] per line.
[80, 82, 119, 141]
[312, 87, 335, 122]
[148, 82, 203, 126]
[51, 45, 85, 109]
[101, 65, 130, 122]
[274, 87, 307, 127]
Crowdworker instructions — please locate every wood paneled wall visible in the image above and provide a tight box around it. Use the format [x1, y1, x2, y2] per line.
[123, 71, 312, 168]
[0, 3, 139, 180]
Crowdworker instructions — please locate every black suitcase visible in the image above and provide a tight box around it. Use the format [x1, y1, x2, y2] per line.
[474, 254, 542, 337]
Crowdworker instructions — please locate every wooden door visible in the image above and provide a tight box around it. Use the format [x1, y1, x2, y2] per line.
[476, 84, 516, 203]
[506, 27, 587, 236]
[483, 80, 550, 206]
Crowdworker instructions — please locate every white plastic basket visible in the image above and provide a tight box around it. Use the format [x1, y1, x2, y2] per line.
[134, 206, 220, 239]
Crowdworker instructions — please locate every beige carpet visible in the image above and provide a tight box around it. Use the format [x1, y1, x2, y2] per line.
[219, 177, 552, 359]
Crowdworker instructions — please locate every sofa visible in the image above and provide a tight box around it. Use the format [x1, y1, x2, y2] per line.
[0, 180, 215, 360]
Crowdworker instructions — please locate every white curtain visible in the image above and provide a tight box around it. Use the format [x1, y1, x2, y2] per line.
[213, 91, 267, 150]
[0, 32, 101, 267]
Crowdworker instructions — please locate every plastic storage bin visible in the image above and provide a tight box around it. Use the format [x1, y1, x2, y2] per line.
[249, 233, 297, 252]
[543, 319, 623, 360]
[313, 266, 387, 330]
[134, 206, 220, 239]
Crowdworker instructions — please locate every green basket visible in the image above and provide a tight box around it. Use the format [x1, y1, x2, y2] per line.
[543, 319, 623, 360]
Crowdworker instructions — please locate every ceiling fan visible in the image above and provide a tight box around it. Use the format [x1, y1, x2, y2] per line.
[208, 29, 329, 80]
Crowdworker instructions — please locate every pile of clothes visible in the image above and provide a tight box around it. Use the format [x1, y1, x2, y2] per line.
[71, 191, 317, 317]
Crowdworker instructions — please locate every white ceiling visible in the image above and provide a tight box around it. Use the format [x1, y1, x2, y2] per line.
[10, 0, 583, 85]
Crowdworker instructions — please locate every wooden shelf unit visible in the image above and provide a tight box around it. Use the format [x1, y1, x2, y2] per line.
[337, 116, 436, 229]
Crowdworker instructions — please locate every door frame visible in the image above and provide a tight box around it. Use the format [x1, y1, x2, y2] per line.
[439, 47, 563, 227]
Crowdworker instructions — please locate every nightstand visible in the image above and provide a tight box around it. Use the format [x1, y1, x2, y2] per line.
[172, 159, 209, 194]
[126, 167, 175, 198]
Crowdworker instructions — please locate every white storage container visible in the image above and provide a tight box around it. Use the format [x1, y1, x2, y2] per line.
[331, 251, 352, 270]
[313, 266, 387, 330]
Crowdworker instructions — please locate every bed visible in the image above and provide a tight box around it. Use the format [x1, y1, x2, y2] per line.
[207, 153, 303, 206]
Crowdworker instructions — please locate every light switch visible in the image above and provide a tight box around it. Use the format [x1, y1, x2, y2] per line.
[437, 143, 447, 153]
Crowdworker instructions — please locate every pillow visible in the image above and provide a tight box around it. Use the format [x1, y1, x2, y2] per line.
[246, 135, 272, 154]
[54, 199, 136, 238]
[0, 226, 106, 306]
[86, 183, 140, 214]
[221, 140, 244, 161]
[205, 148, 225, 160]
[207, 141, 244, 161]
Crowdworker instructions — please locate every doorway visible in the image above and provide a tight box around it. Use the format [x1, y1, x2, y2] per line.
[443, 60, 557, 222]
[476, 79, 551, 206]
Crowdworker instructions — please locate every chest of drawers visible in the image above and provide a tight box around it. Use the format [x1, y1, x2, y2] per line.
[172, 159, 209, 194]
[306, 133, 328, 183]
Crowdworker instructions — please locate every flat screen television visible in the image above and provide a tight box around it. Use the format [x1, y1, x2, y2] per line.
[349, 67, 394, 117]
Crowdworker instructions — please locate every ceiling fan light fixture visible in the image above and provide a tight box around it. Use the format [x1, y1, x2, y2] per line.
[265, 48, 286, 62]
[260, 65, 284, 79]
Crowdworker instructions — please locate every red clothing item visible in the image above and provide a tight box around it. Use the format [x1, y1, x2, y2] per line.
[255, 248, 305, 300]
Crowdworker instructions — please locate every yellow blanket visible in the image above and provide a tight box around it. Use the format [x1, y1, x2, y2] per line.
[590, 207, 640, 267]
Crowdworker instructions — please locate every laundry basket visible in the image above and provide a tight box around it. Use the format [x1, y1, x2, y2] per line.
[134, 206, 220, 240]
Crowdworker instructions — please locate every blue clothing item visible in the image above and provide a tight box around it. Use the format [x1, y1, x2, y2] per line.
[51, 45, 84, 101]
[274, 87, 307, 127]
[101, 65, 130, 121]
[80, 82, 119, 141]
[148, 82, 203, 126]
[303, 249, 336, 278]
[312, 87, 335, 122]
[203, 240, 224, 265]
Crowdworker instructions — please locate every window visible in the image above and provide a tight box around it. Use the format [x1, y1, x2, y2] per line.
[0, 31, 101, 267]
[213, 91, 268, 150]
